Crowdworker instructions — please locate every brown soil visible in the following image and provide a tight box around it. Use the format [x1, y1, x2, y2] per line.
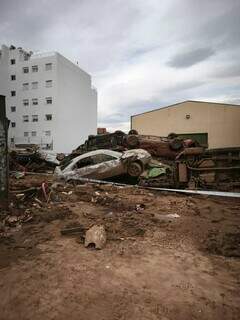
[0, 175, 240, 320]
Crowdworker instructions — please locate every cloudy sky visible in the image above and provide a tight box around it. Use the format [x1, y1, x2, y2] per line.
[1, 0, 240, 131]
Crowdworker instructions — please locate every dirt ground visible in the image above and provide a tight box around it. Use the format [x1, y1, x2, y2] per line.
[0, 174, 240, 320]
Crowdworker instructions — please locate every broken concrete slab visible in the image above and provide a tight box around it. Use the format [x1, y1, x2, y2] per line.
[85, 225, 107, 249]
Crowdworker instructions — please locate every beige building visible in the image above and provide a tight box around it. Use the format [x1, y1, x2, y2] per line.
[131, 100, 240, 149]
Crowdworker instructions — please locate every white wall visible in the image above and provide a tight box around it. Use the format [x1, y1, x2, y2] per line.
[55, 54, 97, 153]
[0, 45, 97, 153]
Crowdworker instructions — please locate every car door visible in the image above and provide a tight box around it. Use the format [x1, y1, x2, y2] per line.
[74, 153, 125, 179]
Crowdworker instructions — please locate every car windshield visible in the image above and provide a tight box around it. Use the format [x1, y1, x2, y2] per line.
[60, 158, 73, 170]
[60, 151, 121, 171]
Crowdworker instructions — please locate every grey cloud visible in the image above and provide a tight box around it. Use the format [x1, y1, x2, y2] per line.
[168, 47, 215, 68]
[212, 64, 240, 79]
[166, 80, 205, 93]
[200, 4, 240, 50]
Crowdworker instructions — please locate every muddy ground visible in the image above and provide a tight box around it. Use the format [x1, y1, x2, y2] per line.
[0, 174, 240, 320]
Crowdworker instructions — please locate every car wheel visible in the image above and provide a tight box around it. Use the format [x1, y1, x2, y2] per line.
[128, 129, 138, 135]
[126, 134, 140, 148]
[127, 161, 143, 177]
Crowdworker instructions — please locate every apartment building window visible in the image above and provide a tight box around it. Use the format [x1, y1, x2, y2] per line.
[11, 75, 16, 81]
[11, 122, 16, 127]
[32, 65, 38, 72]
[45, 130, 51, 136]
[23, 99, 29, 106]
[10, 59, 16, 65]
[11, 91, 16, 96]
[11, 106, 16, 112]
[32, 98, 38, 105]
[32, 81, 38, 89]
[45, 80, 53, 88]
[10, 138, 14, 143]
[24, 132, 29, 137]
[23, 83, 29, 90]
[45, 114, 52, 121]
[32, 115, 38, 122]
[45, 63, 52, 71]
[23, 67, 29, 73]
[31, 131, 37, 137]
[23, 115, 29, 122]
[46, 97, 52, 104]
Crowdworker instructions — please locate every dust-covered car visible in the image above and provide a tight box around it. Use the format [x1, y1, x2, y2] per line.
[54, 149, 151, 182]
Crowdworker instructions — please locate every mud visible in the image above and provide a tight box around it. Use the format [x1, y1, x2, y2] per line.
[0, 175, 240, 319]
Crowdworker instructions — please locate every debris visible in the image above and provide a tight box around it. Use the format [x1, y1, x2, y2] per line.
[61, 225, 85, 236]
[5, 215, 19, 227]
[85, 225, 107, 249]
[9, 147, 59, 173]
[166, 213, 180, 218]
[152, 213, 180, 222]
[34, 198, 43, 207]
[135, 204, 146, 212]
[13, 171, 25, 179]
[15, 193, 25, 200]
[0, 221, 5, 232]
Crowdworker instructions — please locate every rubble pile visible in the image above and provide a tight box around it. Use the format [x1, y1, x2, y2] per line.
[9, 146, 59, 173]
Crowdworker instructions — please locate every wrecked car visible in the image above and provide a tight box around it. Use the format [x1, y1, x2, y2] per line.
[54, 149, 151, 182]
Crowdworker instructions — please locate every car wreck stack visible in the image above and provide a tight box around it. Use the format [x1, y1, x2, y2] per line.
[64, 131, 240, 191]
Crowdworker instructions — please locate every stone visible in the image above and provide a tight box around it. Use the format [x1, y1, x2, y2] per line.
[85, 225, 107, 249]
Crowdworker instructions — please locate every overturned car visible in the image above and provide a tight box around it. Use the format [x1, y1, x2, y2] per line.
[54, 149, 151, 182]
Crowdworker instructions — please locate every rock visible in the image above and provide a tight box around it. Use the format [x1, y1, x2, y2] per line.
[85, 225, 107, 249]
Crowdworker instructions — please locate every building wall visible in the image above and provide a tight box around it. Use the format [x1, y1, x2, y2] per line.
[131, 101, 240, 148]
[0, 45, 97, 153]
[55, 54, 97, 152]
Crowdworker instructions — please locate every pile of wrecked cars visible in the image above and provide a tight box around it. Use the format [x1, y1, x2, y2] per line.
[57, 131, 240, 191]
[10, 132, 240, 191]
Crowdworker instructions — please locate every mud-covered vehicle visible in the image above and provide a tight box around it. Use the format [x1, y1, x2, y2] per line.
[69, 130, 198, 160]
[74, 131, 126, 155]
[55, 149, 151, 182]
[140, 147, 240, 191]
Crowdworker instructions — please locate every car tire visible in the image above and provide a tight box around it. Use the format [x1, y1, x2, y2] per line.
[126, 135, 140, 148]
[128, 129, 138, 135]
[127, 161, 143, 177]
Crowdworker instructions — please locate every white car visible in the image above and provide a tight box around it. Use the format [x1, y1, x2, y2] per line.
[54, 149, 151, 181]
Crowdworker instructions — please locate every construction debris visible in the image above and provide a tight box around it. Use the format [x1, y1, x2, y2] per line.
[9, 147, 59, 173]
[85, 225, 107, 249]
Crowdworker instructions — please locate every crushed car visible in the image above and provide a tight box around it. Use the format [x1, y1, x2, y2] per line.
[54, 149, 151, 182]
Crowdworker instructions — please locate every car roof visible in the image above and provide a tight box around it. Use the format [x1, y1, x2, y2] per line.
[71, 149, 122, 163]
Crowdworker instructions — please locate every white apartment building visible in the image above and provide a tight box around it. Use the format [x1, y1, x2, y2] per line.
[0, 44, 97, 153]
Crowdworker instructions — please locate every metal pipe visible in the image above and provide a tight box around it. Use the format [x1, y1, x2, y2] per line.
[187, 166, 240, 171]
[58, 176, 240, 198]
